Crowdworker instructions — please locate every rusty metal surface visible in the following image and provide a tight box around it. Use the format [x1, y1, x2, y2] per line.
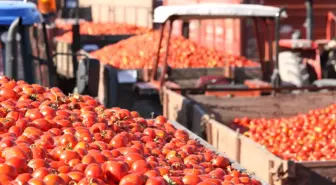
[189, 91, 336, 123]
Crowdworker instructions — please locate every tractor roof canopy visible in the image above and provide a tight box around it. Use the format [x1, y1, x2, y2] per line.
[0, 1, 42, 25]
[154, 3, 287, 23]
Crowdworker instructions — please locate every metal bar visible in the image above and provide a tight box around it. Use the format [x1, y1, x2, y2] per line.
[150, 24, 165, 81]
[5, 17, 21, 80]
[169, 85, 336, 93]
[41, 22, 56, 87]
[159, 20, 174, 88]
[52, 52, 89, 59]
[21, 25, 35, 84]
[267, 19, 273, 63]
[305, 0, 313, 40]
[71, 23, 80, 78]
[271, 9, 284, 90]
[182, 21, 190, 39]
[326, 12, 332, 40]
[75, 0, 79, 23]
[253, 18, 266, 79]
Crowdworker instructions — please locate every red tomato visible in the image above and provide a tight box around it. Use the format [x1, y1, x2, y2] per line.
[43, 174, 66, 185]
[119, 173, 146, 185]
[145, 177, 168, 185]
[0, 77, 263, 185]
[0, 163, 18, 179]
[84, 163, 103, 179]
[182, 174, 202, 185]
[103, 161, 129, 183]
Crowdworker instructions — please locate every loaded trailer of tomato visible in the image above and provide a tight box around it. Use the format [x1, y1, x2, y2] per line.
[128, 3, 287, 117]
[162, 87, 336, 185]
[75, 28, 259, 117]
[133, 3, 336, 106]
[53, 18, 151, 94]
[78, 4, 267, 117]
[0, 75, 267, 185]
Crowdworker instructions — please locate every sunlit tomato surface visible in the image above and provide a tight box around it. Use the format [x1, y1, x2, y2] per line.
[54, 21, 150, 43]
[234, 104, 336, 161]
[89, 31, 258, 70]
[0, 76, 261, 185]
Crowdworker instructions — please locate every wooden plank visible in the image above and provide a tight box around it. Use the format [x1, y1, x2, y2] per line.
[207, 119, 241, 163]
[55, 42, 74, 78]
[163, 89, 191, 127]
[240, 136, 284, 185]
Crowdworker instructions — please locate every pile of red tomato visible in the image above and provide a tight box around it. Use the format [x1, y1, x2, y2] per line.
[55, 21, 150, 43]
[234, 104, 336, 162]
[0, 76, 261, 185]
[90, 31, 258, 69]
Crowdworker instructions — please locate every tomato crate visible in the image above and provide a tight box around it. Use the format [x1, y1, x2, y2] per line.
[163, 89, 336, 185]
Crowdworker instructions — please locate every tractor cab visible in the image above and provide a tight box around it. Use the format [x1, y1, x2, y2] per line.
[134, 3, 287, 98]
[0, 1, 56, 87]
[278, 0, 336, 88]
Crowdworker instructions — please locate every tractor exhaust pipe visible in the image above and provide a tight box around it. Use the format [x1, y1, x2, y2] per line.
[5, 17, 21, 80]
[305, 0, 313, 40]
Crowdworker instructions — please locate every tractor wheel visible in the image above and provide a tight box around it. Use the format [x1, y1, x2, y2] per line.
[279, 51, 310, 87]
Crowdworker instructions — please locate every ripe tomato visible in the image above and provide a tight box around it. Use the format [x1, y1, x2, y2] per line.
[119, 173, 146, 185]
[0, 87, 18, 100]
[32, 167, 49, 180]
[0, 174, 13, 184]
[84, 163, 103, 179]
[6, 157, 28, 173]
[132, 160, 150, 174]
[0, 78, 263, 185]
[2, 146, 29, 160]
[15, 173, 32, 184]
[145, 177, 168, 185]
[67, 171, 84, 182]
[90, 31, 257, 70]
[103, 161, 129, 183]
[0, 163, 18, 179]
[43, 174, 66, 185]
[182, 174, 202, 185]
[110, 134, 128, 148]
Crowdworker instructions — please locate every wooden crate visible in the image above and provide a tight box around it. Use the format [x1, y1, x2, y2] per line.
[163, 89, 336, 185]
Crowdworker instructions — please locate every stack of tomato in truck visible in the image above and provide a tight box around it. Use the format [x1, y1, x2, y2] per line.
[0, 1, 267, 185]
[159, 1, 336, 185]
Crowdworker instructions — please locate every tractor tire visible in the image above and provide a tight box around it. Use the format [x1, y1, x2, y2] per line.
[279, 51, 310, 87]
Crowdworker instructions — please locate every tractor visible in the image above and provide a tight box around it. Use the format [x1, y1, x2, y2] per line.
[132, 3, 288, 117]
[278, 0, 336, 88]
[132, 3, 336, 117]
